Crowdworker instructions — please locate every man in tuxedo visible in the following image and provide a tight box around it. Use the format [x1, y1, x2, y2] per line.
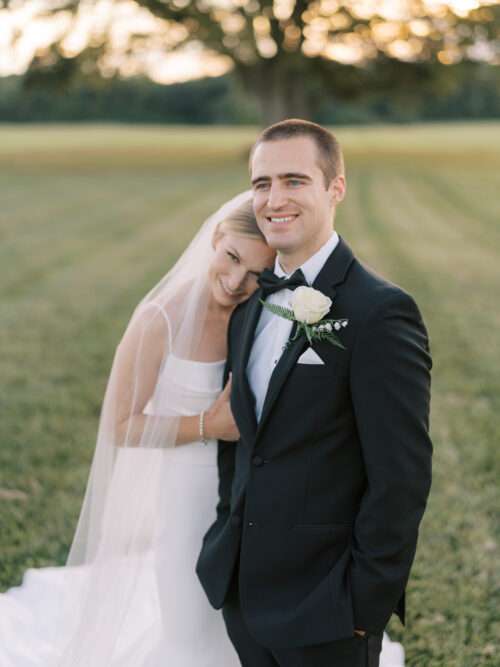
[197, 119, 432, 667]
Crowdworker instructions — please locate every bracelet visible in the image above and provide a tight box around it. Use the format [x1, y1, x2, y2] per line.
[199, 410, 208, 445]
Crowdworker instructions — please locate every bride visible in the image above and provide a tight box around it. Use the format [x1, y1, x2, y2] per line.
[0, 192, 405, 667]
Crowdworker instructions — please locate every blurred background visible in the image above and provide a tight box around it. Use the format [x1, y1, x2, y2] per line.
[1, 0, 500, 122]
[0, 1, 499, 665]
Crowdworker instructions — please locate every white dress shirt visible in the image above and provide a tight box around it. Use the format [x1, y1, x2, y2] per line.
[247, 232, 339, 422]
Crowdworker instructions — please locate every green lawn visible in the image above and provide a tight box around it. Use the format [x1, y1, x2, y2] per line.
[1, 123, 499, 666]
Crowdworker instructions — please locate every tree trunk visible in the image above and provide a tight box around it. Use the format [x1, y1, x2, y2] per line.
[236, 58, 314, 126]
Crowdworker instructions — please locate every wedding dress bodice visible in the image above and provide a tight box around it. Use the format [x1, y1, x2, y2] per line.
[143, 352, 225, 462]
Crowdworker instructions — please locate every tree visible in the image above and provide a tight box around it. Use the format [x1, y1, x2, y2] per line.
[8, 0, 500, 124]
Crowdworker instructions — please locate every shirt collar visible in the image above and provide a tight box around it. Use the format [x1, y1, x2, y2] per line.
[274, 231, 340, 285]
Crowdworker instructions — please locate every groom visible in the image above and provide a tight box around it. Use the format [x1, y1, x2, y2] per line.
[197, 119, 432, 666]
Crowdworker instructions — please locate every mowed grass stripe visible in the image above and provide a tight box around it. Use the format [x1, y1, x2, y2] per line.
[377, 168, 499, 286]
[1, 168, 247, 316]
[409, 168, 500, 245]
[0, 167, 220, 230]
[1, 166, 242, 295]
[357, 163, 499, 389]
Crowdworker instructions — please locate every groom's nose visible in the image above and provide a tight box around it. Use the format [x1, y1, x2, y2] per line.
[267, 182, 287, 210]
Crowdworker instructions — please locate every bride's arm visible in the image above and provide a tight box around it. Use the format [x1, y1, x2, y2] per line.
[112, 305, 237, 447]
[112, 304, 175, 447]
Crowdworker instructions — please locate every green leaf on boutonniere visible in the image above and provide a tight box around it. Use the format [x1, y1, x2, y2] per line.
[259, 300, 295, 321]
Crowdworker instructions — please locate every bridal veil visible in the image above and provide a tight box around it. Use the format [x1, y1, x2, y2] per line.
[56, 191, 252, 666]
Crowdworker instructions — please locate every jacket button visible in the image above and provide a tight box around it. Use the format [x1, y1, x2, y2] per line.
[247, 521, 255, 527]
[252, 455, 264, 466]
[231, 515, 241, 526]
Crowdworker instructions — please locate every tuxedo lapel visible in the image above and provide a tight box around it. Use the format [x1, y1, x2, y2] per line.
[256, 236, 355, 439]
[256, 326, 307, 437]
[232, 288, 263, 438]
[312, 235, 354, 297]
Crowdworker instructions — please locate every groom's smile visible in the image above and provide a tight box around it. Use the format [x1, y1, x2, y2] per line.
[266, 214, 299, 225]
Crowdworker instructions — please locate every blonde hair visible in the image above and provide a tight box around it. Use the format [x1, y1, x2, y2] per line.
[213, 199, 266, 245]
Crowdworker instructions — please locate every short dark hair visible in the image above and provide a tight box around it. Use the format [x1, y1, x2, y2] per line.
[250, 119, 344, 187]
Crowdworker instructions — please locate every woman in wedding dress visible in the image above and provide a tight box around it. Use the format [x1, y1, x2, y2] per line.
[0, 192, 405, 667]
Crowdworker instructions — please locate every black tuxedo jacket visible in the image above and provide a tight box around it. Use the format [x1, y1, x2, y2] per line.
[196, 236, 432, 648]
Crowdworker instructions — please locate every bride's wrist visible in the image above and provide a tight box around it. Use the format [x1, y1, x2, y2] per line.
[201, 410, 214, 441]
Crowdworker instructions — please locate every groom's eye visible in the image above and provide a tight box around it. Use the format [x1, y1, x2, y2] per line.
[287, 179, 302, 187]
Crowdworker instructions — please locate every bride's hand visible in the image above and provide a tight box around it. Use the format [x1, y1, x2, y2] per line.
[204, 374, 240, 442]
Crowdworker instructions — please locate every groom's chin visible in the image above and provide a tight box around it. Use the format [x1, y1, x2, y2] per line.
[264, 238, 294, 254]
[260, 225, 297, 248]
[260, 231, 288, 249]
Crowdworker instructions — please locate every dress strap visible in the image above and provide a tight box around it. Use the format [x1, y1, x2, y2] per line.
[143, 300, 173, 351]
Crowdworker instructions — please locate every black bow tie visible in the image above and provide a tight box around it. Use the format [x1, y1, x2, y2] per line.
[257, 268, 308, 296]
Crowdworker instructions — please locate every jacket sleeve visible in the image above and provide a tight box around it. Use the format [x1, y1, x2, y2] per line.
[349, 289, 433, 634]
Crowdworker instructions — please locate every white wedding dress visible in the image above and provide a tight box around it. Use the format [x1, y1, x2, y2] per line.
[0, 354, 404, 667]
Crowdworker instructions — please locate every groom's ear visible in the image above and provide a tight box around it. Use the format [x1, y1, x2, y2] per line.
[328, 175, 346, 205]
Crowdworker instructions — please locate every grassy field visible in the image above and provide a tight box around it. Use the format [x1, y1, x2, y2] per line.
[1, 123, 499, 665]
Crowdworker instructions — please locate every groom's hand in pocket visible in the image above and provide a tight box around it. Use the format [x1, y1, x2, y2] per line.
[205, 374, 240, 442]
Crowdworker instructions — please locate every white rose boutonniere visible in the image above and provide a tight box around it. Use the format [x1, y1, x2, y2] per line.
[260, 286, 348, 349]
[291, 286, 332, 324]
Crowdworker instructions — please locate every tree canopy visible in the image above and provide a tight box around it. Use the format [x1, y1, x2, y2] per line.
[7, 0, 500, 123]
